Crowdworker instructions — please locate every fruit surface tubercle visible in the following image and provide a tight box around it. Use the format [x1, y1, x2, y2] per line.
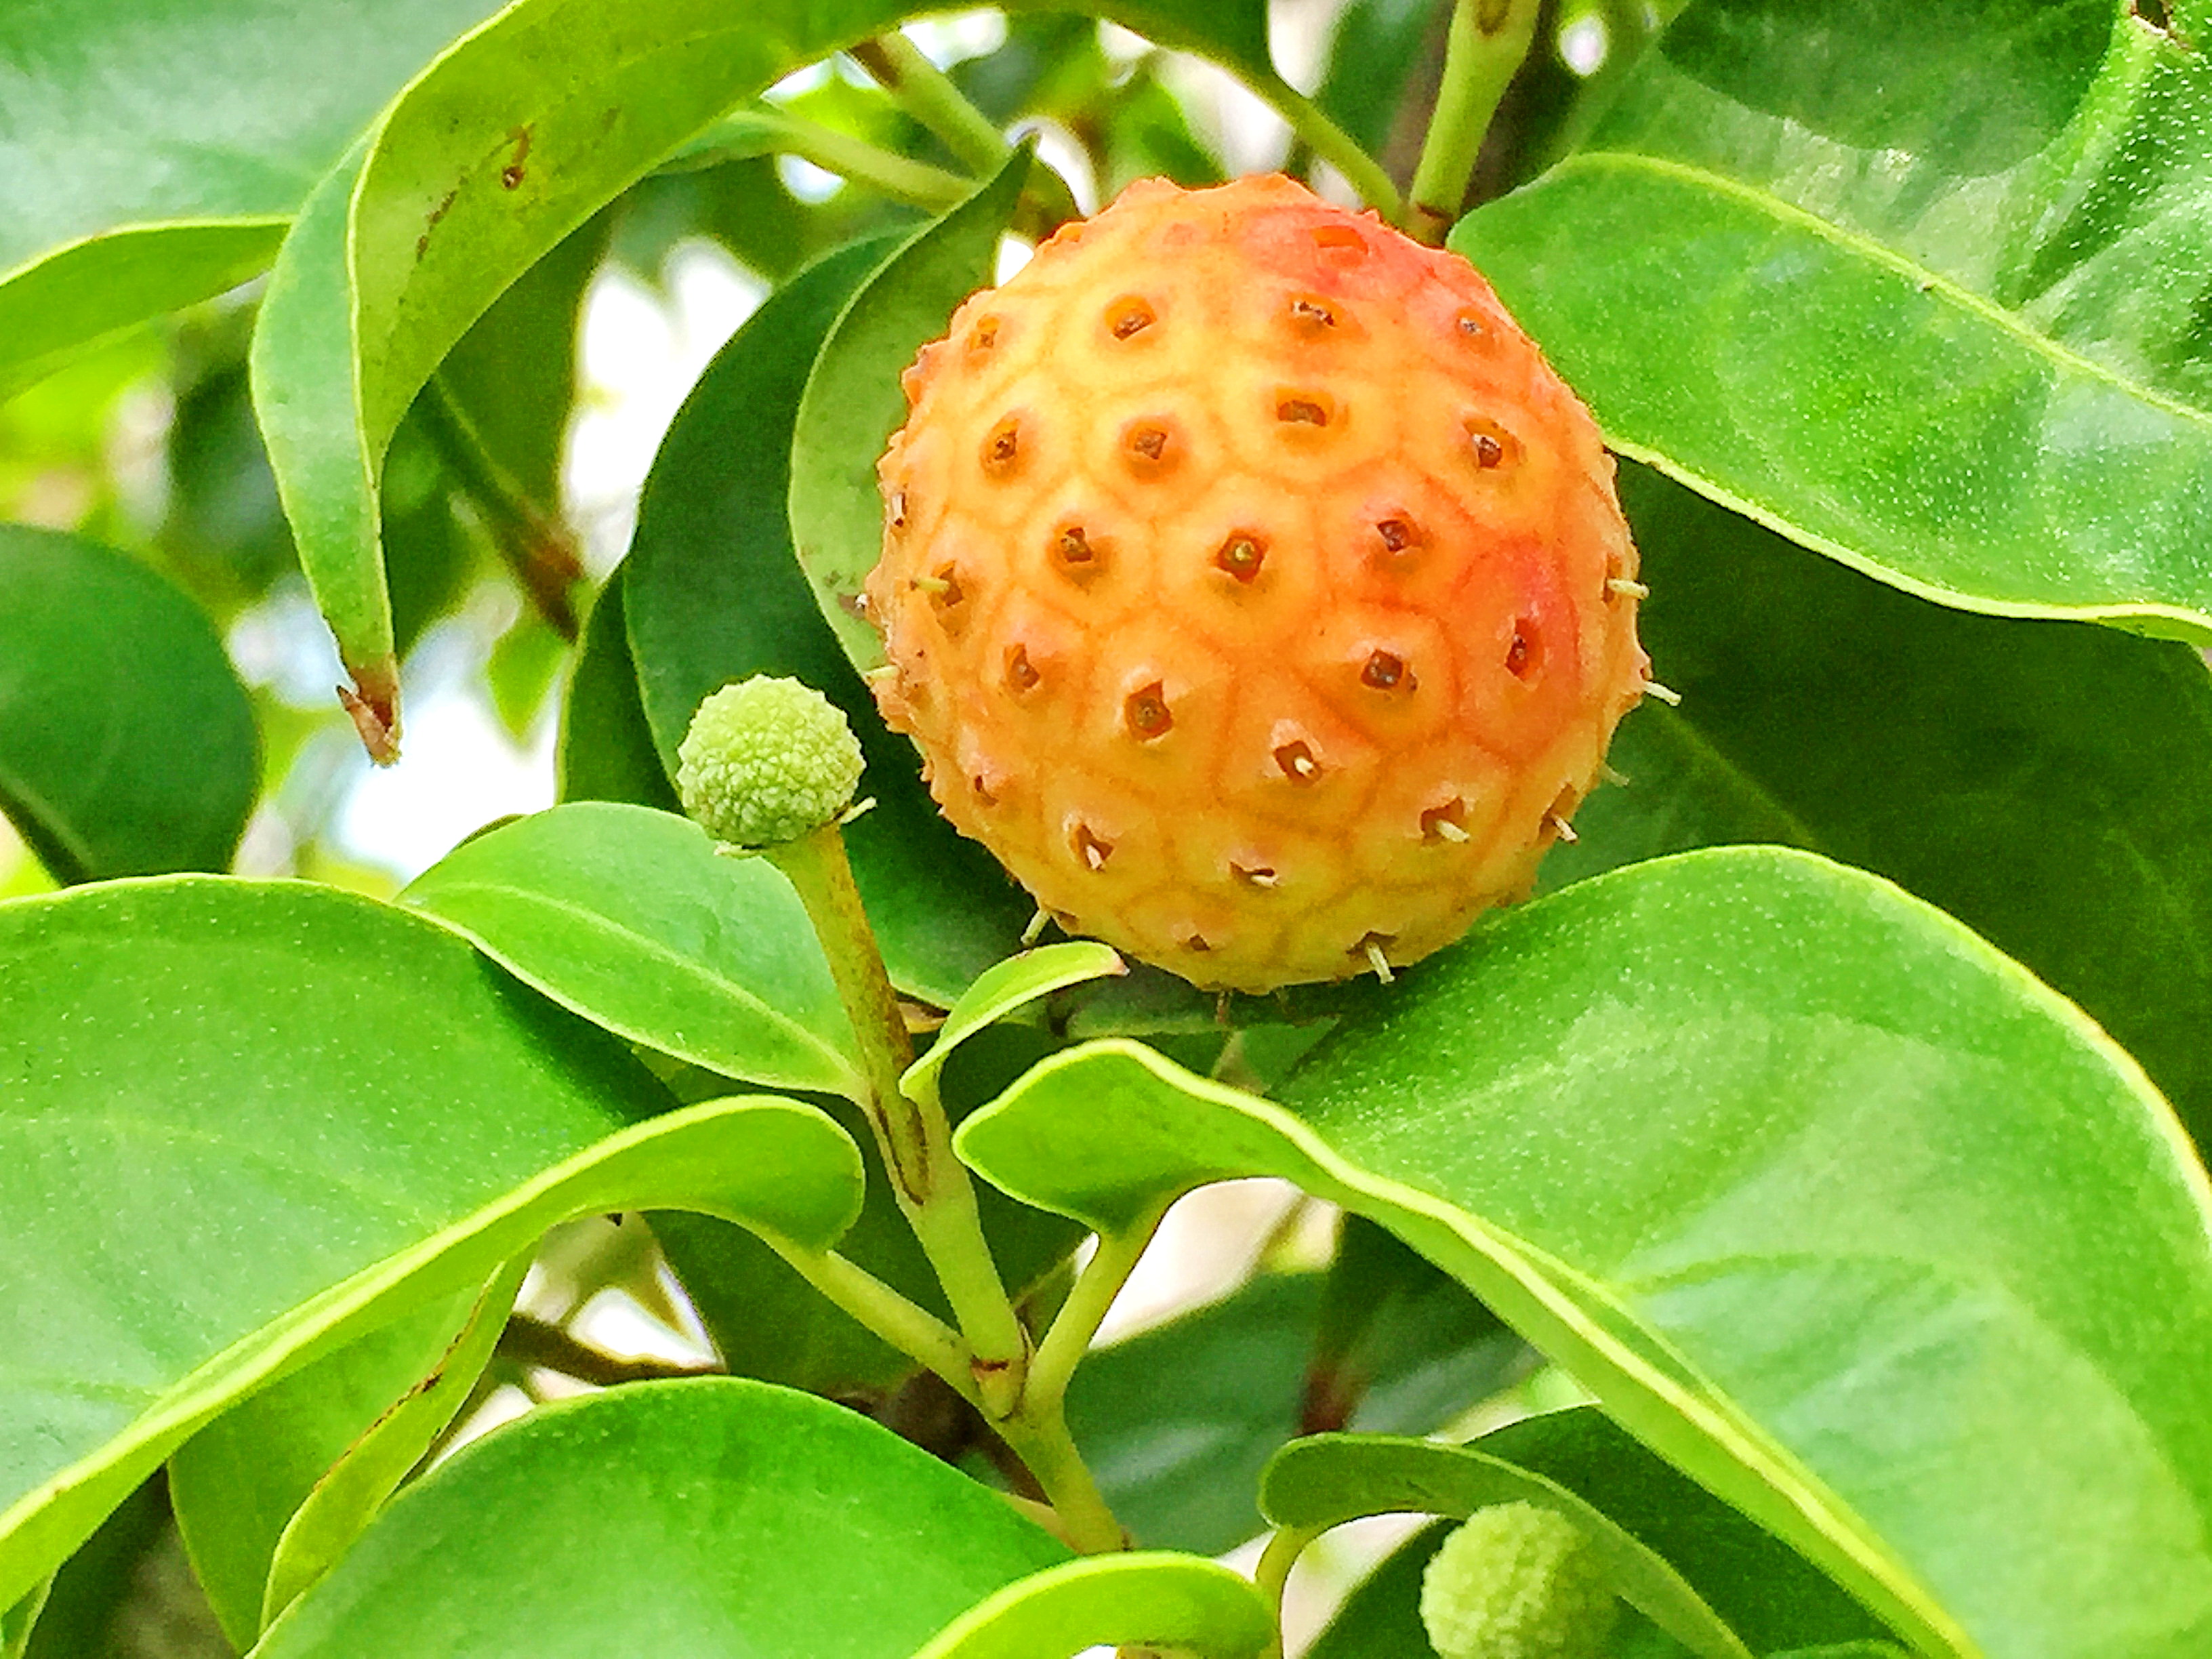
[865, 174, 1649, 994]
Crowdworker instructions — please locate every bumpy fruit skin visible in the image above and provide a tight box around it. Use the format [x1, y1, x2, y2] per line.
[1418, 1502, 1619, 1659]
[677, 676, 864, 849]
[866, 174, 1647, 993]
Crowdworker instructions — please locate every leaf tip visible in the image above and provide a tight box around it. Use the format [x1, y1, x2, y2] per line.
[339, 657, 402, 765]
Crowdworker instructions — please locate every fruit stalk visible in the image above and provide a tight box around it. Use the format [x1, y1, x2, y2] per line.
[1406, 0, 1542, 244]
[764, 823, 1033, 1420]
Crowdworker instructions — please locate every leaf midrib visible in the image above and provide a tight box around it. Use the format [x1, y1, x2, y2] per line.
[1557, 148, 2212, 439]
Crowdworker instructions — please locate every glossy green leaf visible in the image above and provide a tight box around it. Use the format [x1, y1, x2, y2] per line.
[1473, 1408, 1886, 1654]
[0, 877, 863, 1611]
[1453, 0, 2212, 639]
[558, 572, 679, 811]
[0, 0, 506, 397]
[253, 1378, 1069, 1658]
[622, 237, 1030, 1007]
[1067, 1269, 1523, 1554]
[167, 1284, 483, 1647]
[958, 846, 2212, 1659]
[0, 527, 258, 884]
[1262, 1435, 1752, 1659]
[260, 1259, 527, 1633]
[788, 148, 1031, 671]
[1551, 463, 2212, 1149]
[905, 941, 1126, 1099]
[912, 1554, 1275, 1659]
[401, 802, 867, 1099]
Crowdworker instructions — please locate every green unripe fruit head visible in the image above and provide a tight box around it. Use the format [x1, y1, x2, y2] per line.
[1418, 1502, 1619, 1659]
[676, 676, 865, 850]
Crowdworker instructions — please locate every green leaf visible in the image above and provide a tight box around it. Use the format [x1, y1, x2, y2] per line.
[0, 877, 863, 1611]
[904, 941, 1127, 1100]
[249, 0, 933, 739]
[1472, 1408, 1887, 1655]
[260, 1259, 531, 1630]
[252, 1378, 1069, 1658]
[957, 846, 2212, 1659]
[0, 526, 258, 884]
[1262, 1434, 1750, 1659]
[167, 1285, 483, 1647]
[558, 572, 679, 811]
[787, 148, 1032, 672]
[1550, 462, 2212, 1151]
[1452, 0, 2212, 640]
[622, 236, 1029, 1007]
[0, 0, 506, 398]
[1067, 1269, 1524, 1554]
[912, 1554, 1275, 1659]
[401, 802, 867, 1099]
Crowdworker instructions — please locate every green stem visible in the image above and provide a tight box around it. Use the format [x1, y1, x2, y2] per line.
[850, 32, 1011, 176]
[1405, 0, 1542, 244]
[766, 824, 1029, 1418]
[996, 1413, 1126, 1555]
[766, 111, 977, 210]
[848, 34, 1080, 237]
[773, 1242, 981, 1408]
[1253, 1525, 1320, 1659]
[1266, 82, 1404, 222]
[1025, 1208, 1166, 1415]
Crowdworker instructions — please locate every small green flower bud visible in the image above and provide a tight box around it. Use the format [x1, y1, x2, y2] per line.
[676, 676, 864, 850]
[1418, 1502, 1618, 1659]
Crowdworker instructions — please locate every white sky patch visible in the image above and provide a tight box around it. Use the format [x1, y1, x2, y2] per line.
[565, 242, 766, 575]
[1559, 9, 1612, 76]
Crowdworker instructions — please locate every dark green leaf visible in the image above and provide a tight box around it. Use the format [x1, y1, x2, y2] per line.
[622, 237, 1030, 1007]
[253, 1379, 1069, 1658]
[1549, 463, 2212, 1150]
[0, 878, 862, 1610]
[558, 572, 679, 811]
[787, 148, 1031, 672]
[911, 1553, 1275, 1659]
[0, 526, 258, 883]
[958, 847, 2212, 1659]
[401, 802, 867, 1099]
[1453, 0, 2212, 640]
